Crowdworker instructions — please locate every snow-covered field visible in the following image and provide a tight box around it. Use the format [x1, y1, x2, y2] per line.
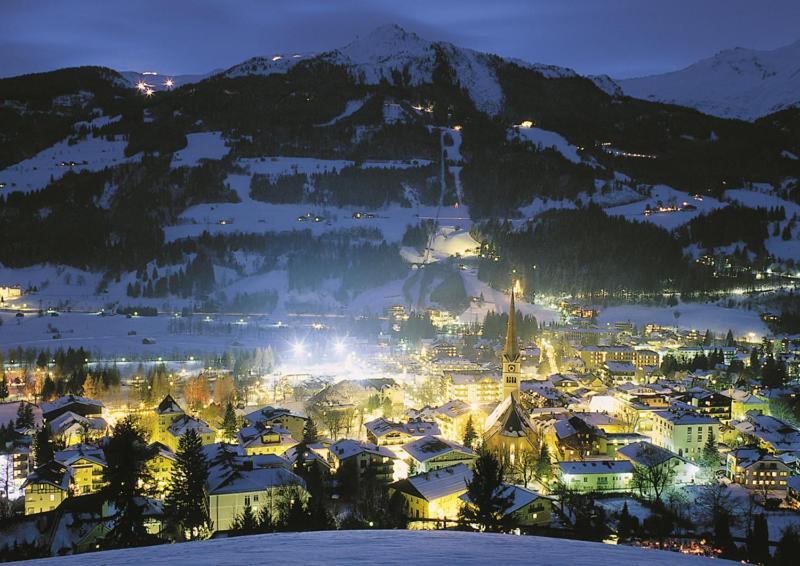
[511, 126, 582, 164]
[165, 155, 467, 243]
[0, 134, 139, 194]
[597, 302, 769, 338]
[171, 132, 230, 167]
[20, 530, 730, 565]
[605, 186, 724, 231]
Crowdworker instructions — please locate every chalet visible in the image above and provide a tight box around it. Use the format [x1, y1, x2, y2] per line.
[674, 390, 731, 422]
[725, 389, 770, 420]
[54, 444, 106, 495]
[726, 447, 791, 490]
[328, 440, 397, 483]
[243, 406, 307, 441]
[402, 435, 477, 473]
[164, 414, 215, 452]
[558, 460, 634, 492]
[389, 463, 471, 523]
[365, 417, 440, 447]
[41, 395, 103, 421]
[731, 414, 800, 455]
[238, 424, 298, 456]
[48, 411, 108, 446]
[22, 461, 72, 515]
[146, 442, 177, 495]
[444, 373, 502, 405]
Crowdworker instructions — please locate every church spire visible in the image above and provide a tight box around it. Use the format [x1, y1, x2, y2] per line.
[501, 284, 521, 399]
[504, 285, 519, 359]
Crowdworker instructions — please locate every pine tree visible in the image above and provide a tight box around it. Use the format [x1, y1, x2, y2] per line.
[458, 449, 514, 532]
[232, 503, 259, 534]
[617, 502, 634, 541]
[725, 330, 735, 347]
[33, 426, 54, 466]
[102, 416, 154, 548]
[41, 377, 56, 401]
[462, 415, 477, 449]
[15, 402, 34, 429]
[303, 418, 319, 444]
[0, 377, 8, 401]
[700, 430, 720, 480]
[221, 401, 239, 443]
[746, 513, 769, 565]
[535, 442, 552, 483]
[713, 509, 737, 559]
[165, 429, 211, 540]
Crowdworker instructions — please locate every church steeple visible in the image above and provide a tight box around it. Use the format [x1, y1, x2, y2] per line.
[504, 287, 519, 360]
[502, 284, 521, 398]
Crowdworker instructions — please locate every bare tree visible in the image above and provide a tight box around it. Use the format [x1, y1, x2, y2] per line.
[629, 445, 677, 502]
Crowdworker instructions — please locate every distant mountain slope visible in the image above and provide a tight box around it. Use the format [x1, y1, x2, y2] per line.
[618, 39, 800, 120]
[221, 24, 574, 116]
[119, 69, 221, 91]
[22, 530, 729, 566]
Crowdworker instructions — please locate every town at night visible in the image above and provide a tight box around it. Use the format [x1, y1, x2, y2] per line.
[1, 1, 800, 564]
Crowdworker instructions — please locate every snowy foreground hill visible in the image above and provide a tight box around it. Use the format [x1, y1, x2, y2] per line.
[617, 39, 800, 120]
[22, 530, 727, 566]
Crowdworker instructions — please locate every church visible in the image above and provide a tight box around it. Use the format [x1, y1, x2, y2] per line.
[482, 288, 539, 463]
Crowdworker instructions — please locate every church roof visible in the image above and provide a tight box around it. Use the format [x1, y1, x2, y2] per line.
[484, 394, 534, 439]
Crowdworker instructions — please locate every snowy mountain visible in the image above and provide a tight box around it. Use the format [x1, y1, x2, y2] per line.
[617, 39, 800, 120]
[21, 530, 729, 565]
[222, 24, 573, 116]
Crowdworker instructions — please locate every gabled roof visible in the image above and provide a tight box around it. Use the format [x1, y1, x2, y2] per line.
[209, 467, 304, 495]
[168, 414, 213, 437]
[244, 406, 306, 426]
[54, 444, 107, 468]
[460, 484, 546, 515]
[729, 446, 788, 469]
[330, 439, 396, 461]
[48, 411, 107, 435]
[155, 394, 184, 415]
[617, 441, 688, 468]
[402, 436, 475, 463]
[41, 395, 103, 416]
[365, 417, 440, 439]
[392, 463, 471, 501]
[22, 461, 72, 490]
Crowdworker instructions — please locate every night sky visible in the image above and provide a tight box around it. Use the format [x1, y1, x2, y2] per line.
[2, 0, 799, 79]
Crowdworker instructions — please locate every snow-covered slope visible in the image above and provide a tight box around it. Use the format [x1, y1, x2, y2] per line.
[221, 24, 576, 116]
[618, 39, 800, 120]
[21, 530, 729, 565]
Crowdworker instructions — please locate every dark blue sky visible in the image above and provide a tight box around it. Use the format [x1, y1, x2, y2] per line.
[2, 0, 799, 79]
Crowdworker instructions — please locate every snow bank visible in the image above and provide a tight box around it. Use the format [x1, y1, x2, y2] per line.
[20, 529, 728, 565]
[511, 126, 582, 164]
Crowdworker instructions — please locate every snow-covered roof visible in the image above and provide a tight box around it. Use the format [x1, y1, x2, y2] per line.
[48, 411, 107, 435]
[168, 414, 213, 437]
[243, 406, 305, 426]
[651, 410, 718, 426]
[731, 414, 800, 453]
[54, 444, 107, 468]
[559, 460, 634, 475]
[460, 484, 546, 515]
[330, 439, 396, 461]
[402, 436, 475, 463]
[617, 441, 688, 468]
[209, 467, 304, 495]
[41, 395, 103, 416]
[365, 417, 440, 439]
[155, 394, 184, 415]
[22, 461, 72, 490]
[394, 463, 472, 501]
